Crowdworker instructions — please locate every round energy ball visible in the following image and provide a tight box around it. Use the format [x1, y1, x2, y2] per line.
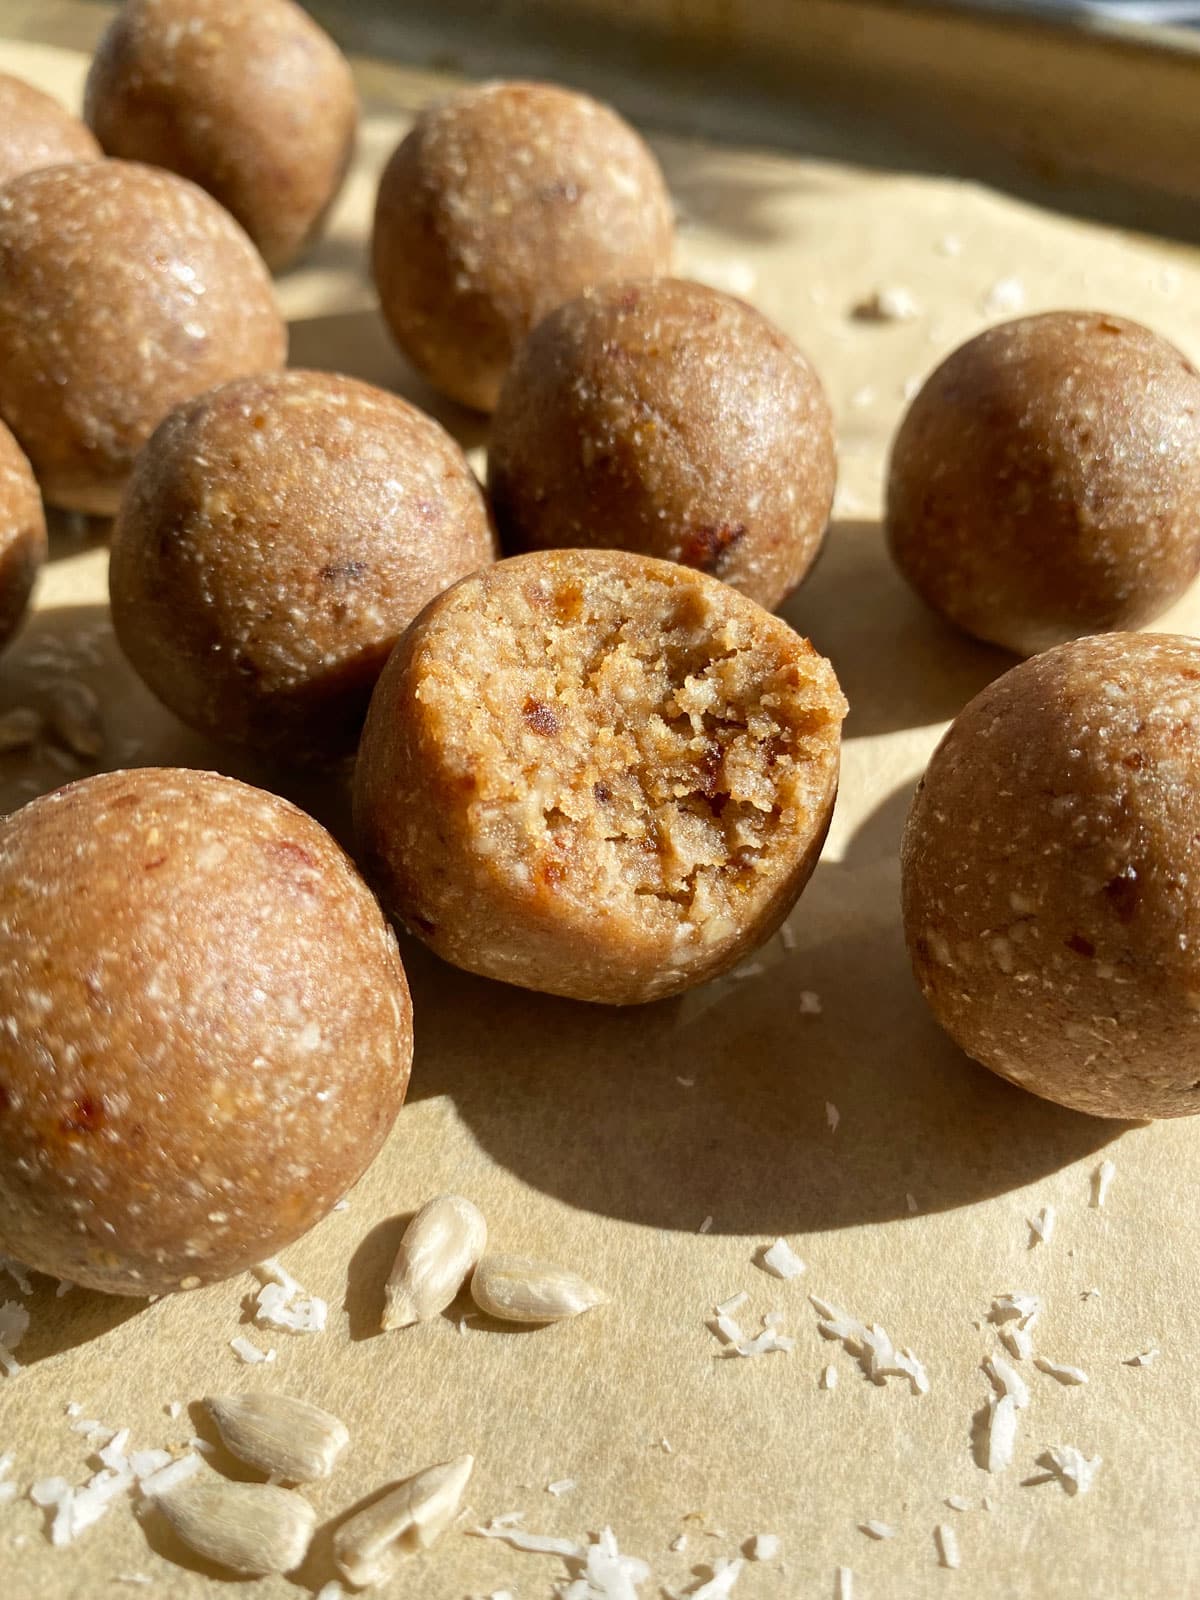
[0, 420, 47, 654]
[85, 0, 358, 271]
[902, 632, 1200, 1119]
[886, 312, 1200, 656]
[0, 72, 102, 188]
[109, 369, 497, 764]
[488, 278, 836, 611]
[354, 548, 846, 1005]
[0, 160, 286, 515]
[0, 768, 413, 1296]
[372, 81, 674, 412]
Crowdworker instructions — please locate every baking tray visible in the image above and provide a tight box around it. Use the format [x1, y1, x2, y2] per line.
[2, 4, 1200, 1597]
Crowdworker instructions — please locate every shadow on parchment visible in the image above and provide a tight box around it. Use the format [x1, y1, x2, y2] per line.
[399, 776, 1126, 1238]
[783, 520, 1016, 740]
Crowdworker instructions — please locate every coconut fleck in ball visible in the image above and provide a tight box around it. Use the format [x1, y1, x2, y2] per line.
[0, 420, 46, 655]
[886, 312, 1200, 656]
[0, 160, 286, 515]
[489, 279, 836, 611]
[109, 369, 497, 764]
[372, 81, 674, 412]
[0, 72, 102, 188]
[85, 0, 358, 271]
[902, 632, 1200, 1120]
[354, 549, 846, 1005]
[0, 768, 413, 1296]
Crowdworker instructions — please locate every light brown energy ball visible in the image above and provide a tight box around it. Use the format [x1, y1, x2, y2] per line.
[355, 548, 846, 1005]
[488, 279, 836, 611]
[902, 633, 1200, 1120]
[0, 160, 286, 515]
[0, 768, 413, 1296]
[0, 420, 46, 654]
[886, 312, 1200, 656]
[0, 72, 101, 188]
[109, 369, 497, 764]
[85, 0, 358, 271]
[372, 81, 674, 412]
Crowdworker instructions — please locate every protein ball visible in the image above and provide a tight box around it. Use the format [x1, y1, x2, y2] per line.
[372, 81, 674, 412]
[902, 633, 1200, 1120]
[0, 768, 413, 1296]
[85, 0, 358, 271]
[886, 312, 1200, 656]
[354, 548, 846, 1005]
[0, 72, 101, 188]
[0, 160, 286, 515]
[489, 278, 836, 611]
[109, 370, 496, 764]
[0, 420, 46, 654]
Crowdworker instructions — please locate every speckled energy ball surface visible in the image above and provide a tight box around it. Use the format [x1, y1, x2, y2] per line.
[0, 160, 286, 515]
[886, 312, 1200, 655]
[488, 278, 836, 610]
[0, 72, 102, 188]
[0, 419, 46, 654]
[0, 768, 413, 1296]
[371, 81, 674, 412]
[902, 633, 1200, 1119]
[354, 548, 846, 1005]
[85, 0, 358, 270]
[109, 370, 497, 764]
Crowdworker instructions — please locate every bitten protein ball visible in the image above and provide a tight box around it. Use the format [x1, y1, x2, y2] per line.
[489, 279, 836, 611]
[355, 549, 846, 1005]
[372, 81, 674, 412]
[0, 72, 101, 188]
[85, 0, 358, 271]
[0, 161, 286, 515]
[0, 420, 47, 654]
[886, 312, 1200, 656]
[902, 633, 1200, 1120]
[109, 370, 497, 764]
[0, 768, 413, 1296]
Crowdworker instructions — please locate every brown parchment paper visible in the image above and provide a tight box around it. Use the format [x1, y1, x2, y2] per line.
[2, 15, 1200, 1600]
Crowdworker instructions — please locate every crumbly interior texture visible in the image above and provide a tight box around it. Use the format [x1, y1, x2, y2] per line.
[902, 632, 1200, 1118]
[0, 418, 46, 653]
[355, 549, 845, 1004]
[109, 369, 496, 763]
[372, 81, 675, 412]
[0, 70, 100, 188]
[0, 768, 412, 1294]
[887, 311, 1200, 655]
[0, 160, 285, 514]
[84, 0, 357, 270]
[489, 277, 836, 611]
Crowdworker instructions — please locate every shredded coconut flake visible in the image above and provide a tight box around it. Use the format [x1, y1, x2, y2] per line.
[716, 1292, 749, 1317]
[1027, 1206, 1056, 1247]
[935, 1523, 960, 1569]
[747, 1533, 779, 1561]
[809, 1297, 927, 1394]
[1123, 1348, 1160, 1367]
[983, 1394, 1019, 1474]
[0, 1258, 32, 1296]
[677, 1076, 696, 1088]
[987, 1293, 1039, 1329]
[315, 1584, 346, 1600]
[820, 1364, 839, 1390]
[985, 1354, 1030, 1410]
[230, 1335, 277, 1365]
[1034, 1357, 1088, 1386]
[779, 923, 797, 952]
[835, 1567, 854, 1600]
[138, 1453, 202, 1498]
[982, 276, 1025, 315]
[471, 1521, 586, 1560]
[1091, 1160, 1116, 1209]
[698, 1217, 714, 1236]
[1032, 1446, 1101, 1497]
[684, 1558, 743, 1598]
[999, 1325, 1033, 1362]
[945, 1496, 970, 1512]
[853, 286, 920, 322]
[905, 1193, 919, 1214]
[0, 1301, 30, 1376]
[760, 1239, 806, 1280]
[251, 1259, 327, 1333]
[859, 1520, 894, 1540]
[825, 1102, 840, 1133]
[548, 1479, 576, 1497]
[798, 990, 821, 1015]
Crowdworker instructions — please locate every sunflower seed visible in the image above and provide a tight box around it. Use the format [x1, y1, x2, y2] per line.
[382, 1194, 487, 1331]
[156, 1476, 315, 1576]
[333, 1455, 473, 1587]
[204, 1392, 349, 1483]
[470, 1255, 608, 1323]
